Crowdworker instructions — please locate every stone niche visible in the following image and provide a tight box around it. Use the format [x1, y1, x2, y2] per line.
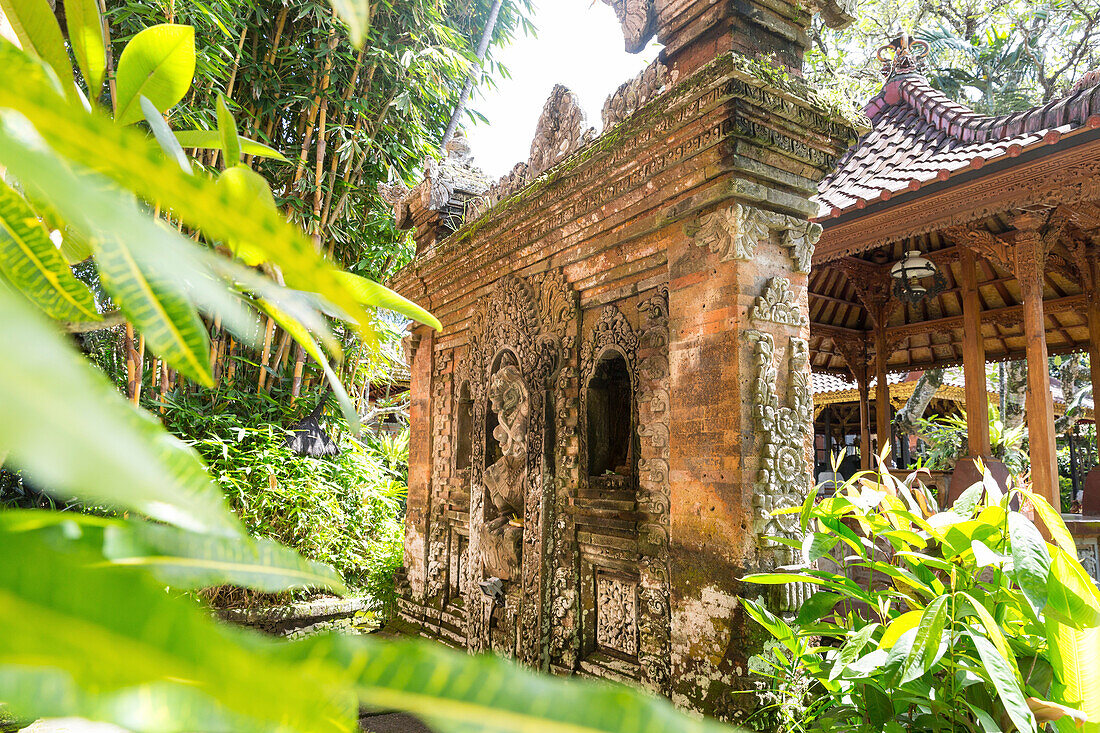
[387, 0, 860, 721]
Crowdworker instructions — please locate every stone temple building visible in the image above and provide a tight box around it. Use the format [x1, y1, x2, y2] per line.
[384, 0, 863, 720]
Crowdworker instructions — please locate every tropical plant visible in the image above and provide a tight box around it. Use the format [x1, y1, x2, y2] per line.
[744, 459, 1100, 733]
[0, 1, 737, 730]
[915, 406, 1028, 474]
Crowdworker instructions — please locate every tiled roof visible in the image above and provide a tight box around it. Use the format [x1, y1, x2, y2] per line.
[815, 72, 1100, 220]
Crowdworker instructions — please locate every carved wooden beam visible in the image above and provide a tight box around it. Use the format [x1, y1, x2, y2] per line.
[881, 294, 1087, 342]
[832, 257, 899, 328]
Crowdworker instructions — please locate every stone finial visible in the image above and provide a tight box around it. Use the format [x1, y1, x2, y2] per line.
[877, 33, 930, 78]
[602, 59, 674, 130]
[601, 0, 657, 53]
[527, 85, 596, 179]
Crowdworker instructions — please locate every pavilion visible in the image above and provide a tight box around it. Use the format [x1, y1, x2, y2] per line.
[809, 35, 1100, 522]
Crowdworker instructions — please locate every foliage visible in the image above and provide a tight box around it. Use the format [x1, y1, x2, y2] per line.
[745, 461, 1100, 733]
[916, 406, 1027, 474]
[0, 2, 740, 731]
[808, 0, 1100, 112]
[157, 385, 406, 607]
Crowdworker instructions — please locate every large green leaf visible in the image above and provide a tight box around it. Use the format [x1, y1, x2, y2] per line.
[0, 180, 99, 320]
[63, 0, 106, 94]
[0, 525, 353, 732]
[1008, 513, 1051, 612]
[0, 41, 374, 333]
[216, 94, 241, 167]
[328, 0, 372, 46]
[174, 129, 288, 161]
[281, 634, 737, 733]
[0, 284, 240, 537]
[0, 0, 74, 92]
[0, 109, 260, 351]
[335, 270, 441, 330]
[103, 520, 347, 594]
[94, 230, 214, 387]
[968, 630, 1037, 733]
[1049, 620, 1100, 733]
[142, 95, 191, 173]
[900, 594, 949, 683]
[1024, 490, 1077, 560]
[959, 591, 1020, 681]
[113, 24, 196, 125]
[1045, 544, 1100, 630]
[216, 164, 278, 266]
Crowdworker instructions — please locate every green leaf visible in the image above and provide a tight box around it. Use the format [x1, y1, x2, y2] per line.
[968, 630, 1037, 733]
[173, 129, 287, 161]
[743, 598, 794, 643]
[1047, 620, 1100, 733]
[801, 531, 839, 563]
[216, 94, 241, 166]
[114, 24, 196, 125]
[959, 591, 1020, 682]
[256, 297, 359, 434]
[94, 231, 214, 387]
[0, 180, 99, 320]
[796, 591, 841, 625]
[102, 520, 347, 594]
[328, 0, 372, 46]
[831, 623, 879, 681]
[0, 43, 373, 333]
[216, 165, 277, 265]
[0, 525, 354, 732]
[64, 0, 106, 94]
[900, 595, 949, 683]
[1008, 513, 1051, 612]
[1045, 544, 1100, 630]
[952, 480, 986, 516]
[283, 634, 736, 733]
[334, 270, 441, 330]
[141, 95, 191, 173]
[800, 482, 819, 531]
[1023, 490, 1077, 560]
[0, 0, 74, 92]
[880, 610, 922, 650]
[0, 284, 240, 536]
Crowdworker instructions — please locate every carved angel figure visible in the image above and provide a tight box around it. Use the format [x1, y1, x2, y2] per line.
[480, 365, 529, 580]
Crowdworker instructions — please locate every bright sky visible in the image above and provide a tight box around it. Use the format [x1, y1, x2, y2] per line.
[464, 0, 662, 179]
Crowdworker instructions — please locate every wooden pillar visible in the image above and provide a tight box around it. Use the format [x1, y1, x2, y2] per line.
[873, 327, 892, 467]
[857, 370, 872, 471]
[1087, 258, 1100, 456]
[1015, 214, 1059, 511]
[960, 248, 992, 457]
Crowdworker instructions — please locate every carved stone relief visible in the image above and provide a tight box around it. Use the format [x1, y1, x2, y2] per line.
[686, 203, 822, 273]
[601, 0, 656, 53]
[480, 363, 529, 581]
[596, 575, 639, 656]
[528, 85, 597, 180]
[751, 277, 808, 326]
[602, 59, 674, 130]
[1077, 538, 1100, 588]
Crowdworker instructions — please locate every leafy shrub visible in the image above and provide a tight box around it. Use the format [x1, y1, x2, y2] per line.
[157, 385, 406, 610]
[916, 406, 1027, 473]
[745, 462, 1100, 733]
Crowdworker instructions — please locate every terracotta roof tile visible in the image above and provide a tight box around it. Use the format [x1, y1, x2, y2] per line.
[815, 72, 1100, 220]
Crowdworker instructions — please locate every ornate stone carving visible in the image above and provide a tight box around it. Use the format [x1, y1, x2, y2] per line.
[528, 85, 597, 180]
[383, 132, 489, 231]
[582, 304, 639, 385]
[602, 59, 674, 130]
[686, 203, 820, 272]
[596, 575, 639, 656]
[745, 331, 812, 562]
[480, 364, 529, 581]
[601, 0, 656, 53]
[751, 277, 808, 326]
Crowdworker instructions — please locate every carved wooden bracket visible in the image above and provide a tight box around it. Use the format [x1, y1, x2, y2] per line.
[833, 257, 898, 328]
[829, 332, 871, 381]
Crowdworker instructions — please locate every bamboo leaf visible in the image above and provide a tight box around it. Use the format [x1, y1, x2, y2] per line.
[141, 95, 191, 173]
[94, 231, 214, 387]
[114, 24, 196, 125]
[216, 94, 241, 166]
[63, 0, 106, 94]
[327, 0, 372, 46]
[0, 180, 99, 320]
[281, 634, 737, 733]
[334, 270, 441, 330]
[0, 284, 240, 536]
[102, 520, 347, 594]
[969, 630, 1037, 733]
[0, 42, 374, 333]
[0, 0, 74, 92]
[1008, 513, 1051, 612]
[0, 526, 353, 732]
[173, 129, 288, 161]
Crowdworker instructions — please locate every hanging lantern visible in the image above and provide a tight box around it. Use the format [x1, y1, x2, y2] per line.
[890, 250, 946, 304]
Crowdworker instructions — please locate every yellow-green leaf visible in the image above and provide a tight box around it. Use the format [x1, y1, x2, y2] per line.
[114, 24, 195, 125]
[0, 179, 98, 320]
[63, 0, 106, 94]
[335, 270, 441, 331]
[216, 94, 241, 166]
[0, 0, 74, 92]
[173, 129, 287, 161]
[1024, 490, 1077, 560]
[1048, 619, 1100, 733]
[216, 165, 276, 266]
[1046, 544, 1100, 630]
[328, 0, 372, 46]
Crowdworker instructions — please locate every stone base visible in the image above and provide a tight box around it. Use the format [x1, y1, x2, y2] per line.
[1083, 467, 1100, 515]
[949, 457, 1010, 506]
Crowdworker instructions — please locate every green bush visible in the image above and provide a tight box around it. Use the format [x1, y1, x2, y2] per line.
[158, 385, 406, 610]
[745, 462, 1100, 733]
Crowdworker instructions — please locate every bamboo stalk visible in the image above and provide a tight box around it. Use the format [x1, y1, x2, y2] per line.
[257, 316, 276, 392]
[225, 338, 237, 385]
[160, 359, 169, 413]
[133, 333, 145, 405]
[291, 344, 306, 402]
[96, 0, 117, 109]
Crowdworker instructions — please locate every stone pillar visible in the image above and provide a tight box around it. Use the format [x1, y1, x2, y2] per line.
[1015, 213, 1060, 512]
[403, 325, 435, 600]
